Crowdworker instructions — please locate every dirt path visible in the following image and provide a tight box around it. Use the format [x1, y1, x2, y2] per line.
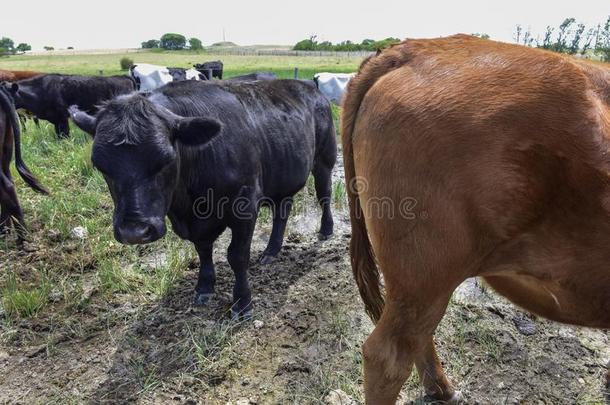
[1, 209, 608, 404]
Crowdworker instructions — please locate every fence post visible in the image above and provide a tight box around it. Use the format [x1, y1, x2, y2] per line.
[207, 68, 213, 80]
[293, 67, 299, 79]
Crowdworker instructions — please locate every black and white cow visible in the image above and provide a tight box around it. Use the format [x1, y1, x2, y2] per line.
[130, 64, 203, 91]
[2, 74, 136, 137]
[313, 72, 355, 105]
[70, 79, 337, 318]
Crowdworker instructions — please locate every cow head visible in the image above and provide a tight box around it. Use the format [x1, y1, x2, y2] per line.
[70, 94, 222, 245]
[1, 81, 38, 111]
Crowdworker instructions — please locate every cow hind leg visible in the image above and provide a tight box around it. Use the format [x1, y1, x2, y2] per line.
[312, 162, 334, 239]
[0, 173, 26, 243]
[227, 214, 257, 320]
[415, 337, 462, 403]
[363, 294, 458, 405]
[260, 198, 293, 264]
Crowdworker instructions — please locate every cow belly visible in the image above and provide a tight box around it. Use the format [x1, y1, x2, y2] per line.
[483, 274, 610, 328]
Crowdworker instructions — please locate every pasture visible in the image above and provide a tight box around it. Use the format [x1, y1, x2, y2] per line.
[0, 51, 608, 404]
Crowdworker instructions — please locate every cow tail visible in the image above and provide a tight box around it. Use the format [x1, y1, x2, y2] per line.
[341, 42, 411, 323]
[0, 87, 49, 195]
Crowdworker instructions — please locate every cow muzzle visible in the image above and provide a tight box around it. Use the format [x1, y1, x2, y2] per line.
[114, 219, 166, 245]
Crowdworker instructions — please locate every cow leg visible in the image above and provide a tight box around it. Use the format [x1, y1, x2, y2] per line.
[227, 215, 257, 320]
[54, 118, 70, 138]
[415, 337, 462, 402]
[260, 198, 293, 264]
[18, 114, 27, 131]
[313, 163, 334, 239]
[363, 292, 457, 405]
[0, 172, 26, 243]
[193, 226, 226, 306]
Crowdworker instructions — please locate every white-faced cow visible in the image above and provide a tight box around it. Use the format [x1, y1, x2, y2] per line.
[342, 34, 610, 403]
[70, 79, 336, 319]
[313, 72, 355, 105]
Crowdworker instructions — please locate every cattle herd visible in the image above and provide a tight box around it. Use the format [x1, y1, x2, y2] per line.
[1, 35, 609, 403]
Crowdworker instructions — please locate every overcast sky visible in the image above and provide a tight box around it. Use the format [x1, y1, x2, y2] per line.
[1, 0, 608, 50]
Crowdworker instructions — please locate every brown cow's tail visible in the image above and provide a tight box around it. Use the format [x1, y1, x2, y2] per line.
[341, 41, 412, 324]
[0, 87, 49, 195]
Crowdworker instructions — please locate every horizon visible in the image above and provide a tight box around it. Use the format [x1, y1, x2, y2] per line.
[0, 0, 608, 51]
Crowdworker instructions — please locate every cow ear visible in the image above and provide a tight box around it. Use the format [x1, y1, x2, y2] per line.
[69, 105, 97, 136]
[173, 117, 222, 147]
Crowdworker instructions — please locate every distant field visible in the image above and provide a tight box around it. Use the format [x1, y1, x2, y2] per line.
[0, 50, 363, 78]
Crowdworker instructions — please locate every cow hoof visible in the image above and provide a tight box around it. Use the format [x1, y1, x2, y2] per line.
[193, 292, 214, 307]
[231, 308, 253, 321]
[259, 254, 276, 265]
[318, 232, 333, 241]
[424, 391, 463, 404]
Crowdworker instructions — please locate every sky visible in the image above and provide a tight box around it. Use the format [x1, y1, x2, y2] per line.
[0, 0, 608, 50]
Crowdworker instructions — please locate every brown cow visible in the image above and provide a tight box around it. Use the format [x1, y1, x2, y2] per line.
[342, 34, 610, 404]
[0, 85, 48, 242]
[0, 69, 42, 82]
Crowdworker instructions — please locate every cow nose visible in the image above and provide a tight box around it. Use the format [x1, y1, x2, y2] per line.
[115, 220, 158, 245]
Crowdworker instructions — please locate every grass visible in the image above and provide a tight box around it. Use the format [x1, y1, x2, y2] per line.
[0, 49, 361, 78]
[2, 273, 50, 318]
[188, 318, 243, 388]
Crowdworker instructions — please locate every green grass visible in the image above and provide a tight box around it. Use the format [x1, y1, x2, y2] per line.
[2, 273, 50, 318]
[0, 49, 361, 78]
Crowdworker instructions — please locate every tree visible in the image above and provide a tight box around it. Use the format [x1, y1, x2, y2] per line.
[189, 37, 203, 50]
[568, 23, 586, 55]
[293, 35, 318, 51]
[513, 25, 522, 43]
[554, 17, 576, 53]
[0, 37, 14, 54]
[15, 43, 31, 53]
[160, 33, 186, 50]
[541, 26, 554, 49]
[580, 27, 597, 55]
[595, 16, 610, 62]
[522, 28, 534, 47]
[141, 39, 160, 49]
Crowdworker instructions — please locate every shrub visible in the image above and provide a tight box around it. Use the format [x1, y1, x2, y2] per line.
[141, 39, 160, 49]
[120, 57, 134, 70]
[189, 37, 203, 50]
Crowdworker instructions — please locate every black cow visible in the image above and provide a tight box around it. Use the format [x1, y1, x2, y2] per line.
[2, 74, 135, 138]
[194, 60, 223, 80]
[227, 72, 277, 82]
[167, 67, 187, 81]
[70, 79, 336, 318]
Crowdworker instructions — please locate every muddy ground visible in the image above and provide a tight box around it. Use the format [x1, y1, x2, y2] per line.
[1, 154, 609, 404]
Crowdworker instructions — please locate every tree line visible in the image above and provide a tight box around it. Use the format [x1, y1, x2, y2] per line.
[0, 37, 32, 56]
[511, 16, 610, 61]
[141, 33, 203, 51]
[292, 35, 401, 52]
